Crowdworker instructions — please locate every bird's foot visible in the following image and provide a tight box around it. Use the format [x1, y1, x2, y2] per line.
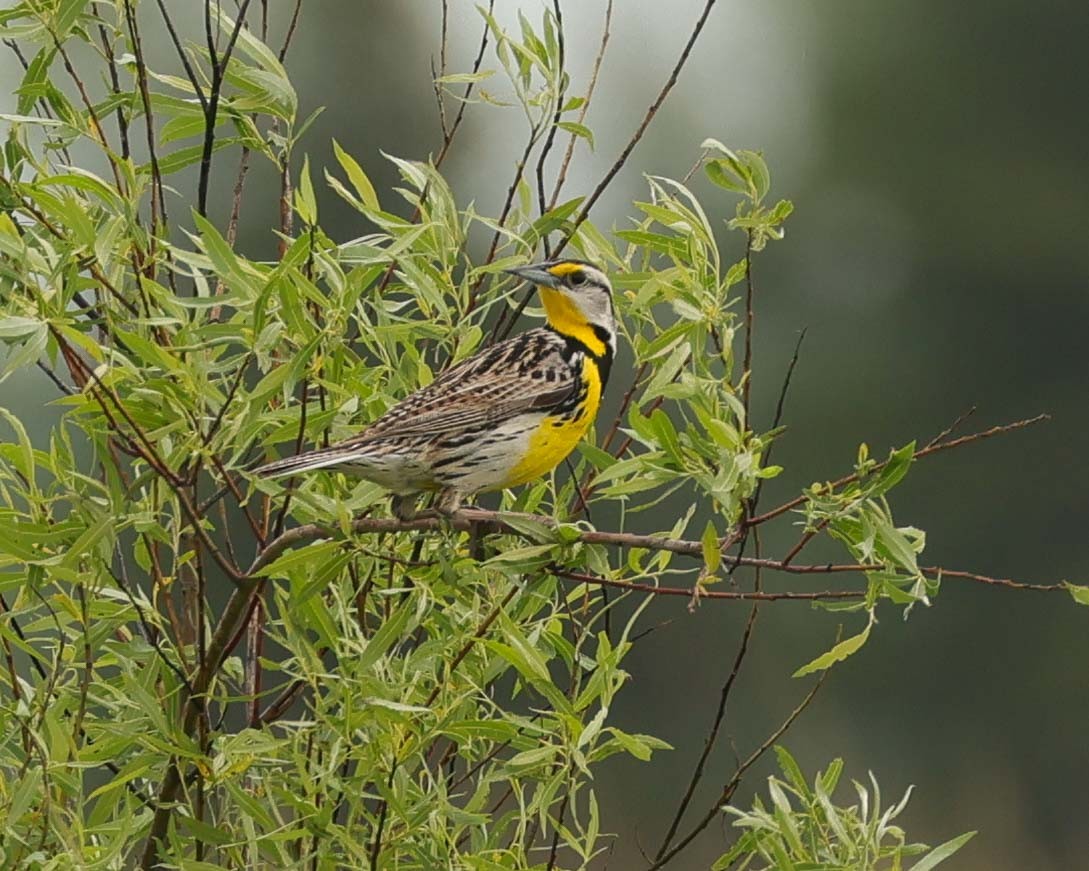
[434, 488, 463, 517]
[391, 494, 418, 522]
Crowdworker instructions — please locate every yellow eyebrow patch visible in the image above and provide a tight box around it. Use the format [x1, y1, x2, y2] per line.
[546, 262, 585, 277]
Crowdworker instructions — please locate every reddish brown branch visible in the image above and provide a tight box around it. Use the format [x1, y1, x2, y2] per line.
[552, 569, 858, 602]
[748, 414, 1050, 526]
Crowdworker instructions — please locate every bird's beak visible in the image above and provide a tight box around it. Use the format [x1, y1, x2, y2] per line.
[503, 263, 562, 289]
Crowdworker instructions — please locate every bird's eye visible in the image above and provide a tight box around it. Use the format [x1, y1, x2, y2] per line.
[568, 271, 588, 288]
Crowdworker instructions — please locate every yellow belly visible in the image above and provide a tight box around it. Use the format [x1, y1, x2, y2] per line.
[499, 361, 602, 488]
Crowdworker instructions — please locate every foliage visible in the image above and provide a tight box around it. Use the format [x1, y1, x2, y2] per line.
[0, 1, 1073, 869]
[714, 747, 975, 871]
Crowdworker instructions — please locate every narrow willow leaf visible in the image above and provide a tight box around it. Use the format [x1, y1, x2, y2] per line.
[557, 121, 594, 149]
[0, 316, 41, 339]
[332, 139, 380, 210]
[357, 601, 414, 671]
[793, 614, 874, 677]
[1065, 582, 1089, 606]
[701, 519, 721, 575]
[295, 155, 317, 225]
[908, 831, 977, 871]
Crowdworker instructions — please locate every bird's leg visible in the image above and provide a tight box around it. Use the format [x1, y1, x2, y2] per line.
[434, 487, 463, 517]
[391, 493, 418, 522]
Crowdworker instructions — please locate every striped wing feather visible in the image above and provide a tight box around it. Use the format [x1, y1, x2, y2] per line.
[345, 329, 576, 443]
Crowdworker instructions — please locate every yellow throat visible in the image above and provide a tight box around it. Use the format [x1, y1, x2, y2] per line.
[538, 287, 608, 356]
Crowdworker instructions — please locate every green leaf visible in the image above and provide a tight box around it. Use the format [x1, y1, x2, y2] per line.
[773, 745, 810, 797]
[909, 831, 977, 871]
[739, 149, 770, 201]
[493, 613, 550, 683]
[558, 121, 594, 149]
[59, 511, 116, 570]
[705, 157, 746, 194]
[295, 154, 317, 225]
[871, 441, 916, 495]
[145, 138, 234, 175]
[435, 70, 496, 84]
[256, 540, 339, 579]
[0, 324, 46, 382]
[701, 520, 720, 575]
[357, 600, 414, 671]
[608, 729, 669, 762]
[332, 139, 380, 210]
[498, 513, 558, 543]
[54, 0, 91, 40]
[0, 316, 42, 339]
[0, 113, 65, 128]
[506, 745, 558, 770]
[793, 614, 874, 677]
[191, 210, 263, 299]
[1065, 582, 1089, 606]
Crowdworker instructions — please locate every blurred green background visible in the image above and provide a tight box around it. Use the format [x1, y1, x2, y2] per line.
[3, 1, 1086, 867]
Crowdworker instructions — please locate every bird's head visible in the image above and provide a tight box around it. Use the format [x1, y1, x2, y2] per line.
[504, 259, 616, 358]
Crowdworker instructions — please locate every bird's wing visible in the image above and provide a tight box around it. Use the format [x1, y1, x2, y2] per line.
[343, 330, 577, 443]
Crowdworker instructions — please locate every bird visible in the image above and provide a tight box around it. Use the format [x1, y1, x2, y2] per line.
[254, 259, 616, 520]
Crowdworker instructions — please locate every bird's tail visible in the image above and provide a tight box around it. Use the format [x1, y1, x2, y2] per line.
[253, 446, 358, 478]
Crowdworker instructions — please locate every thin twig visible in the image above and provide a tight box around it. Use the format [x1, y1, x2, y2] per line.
[106, 564, 193, 691]
[434, 0, 495, 167]
[35, 361, 73, 396]
[748, 414, 1051, 526]
[47, 29, 123, 192]
[433, 0, 450, 140]
[535, 0, 565, 258]
[153, 0, 209, 113]
[646, 668, 829, 870]
[96, 23, 130, 159]
[654, 571, 762, 859]
[278, 0, 304, 62]
[748, 328, 807, 542]
[548, 0, 612, 210]
[370, 0, 494, 299]
[553, 569, 859, 602]
[924, 404, 977, 450]
[474, 127, 544, 323]
[197, 0, 254, 216]
[557, 0, 720, 254]
[123, 0, 168, 239]
[741, 237, 755, 423]
[244, 591, 265, 727]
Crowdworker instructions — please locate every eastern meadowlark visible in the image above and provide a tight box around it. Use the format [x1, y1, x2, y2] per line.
[255, 259, 616, 520]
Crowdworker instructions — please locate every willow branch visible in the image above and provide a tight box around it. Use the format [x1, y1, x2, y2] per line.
[748, 414, 1051, 526]
[646, 668, 829, 870]
[557, 0, 719, 253]
[548, 0, 612, 211]
[246, 507, 1066, 592]
[551, 570, 845, 602]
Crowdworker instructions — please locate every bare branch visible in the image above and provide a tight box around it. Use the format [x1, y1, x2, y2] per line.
[153, 0, 209, 113]
[654, 583, 762, 859]
[549, 0, 612, 210]
[748, 413, 1051, 526]
[647, 668, 829, 870]
[278, 0, 304, 62]
[535, 0, 565, 257]
[197, 0, 254, 216]
[553, 569, 858, 602]
[557, 0, 720, 253]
